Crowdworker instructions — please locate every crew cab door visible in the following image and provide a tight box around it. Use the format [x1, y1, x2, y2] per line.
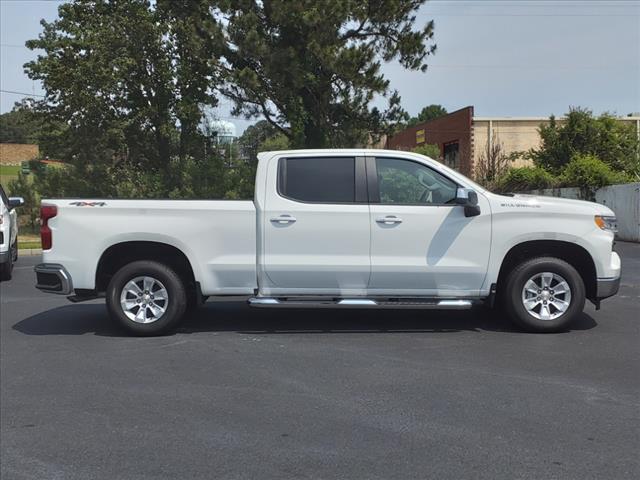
[366, 155, 491, 296]
[260, 154, 370, 295]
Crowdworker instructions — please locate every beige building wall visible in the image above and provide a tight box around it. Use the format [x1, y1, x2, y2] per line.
[472, 119, 549, 169]
[472, 116, 640, 173]
[0, 143, 39, 165]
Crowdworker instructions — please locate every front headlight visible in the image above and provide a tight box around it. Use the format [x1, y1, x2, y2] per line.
[595, 215, 618, 233]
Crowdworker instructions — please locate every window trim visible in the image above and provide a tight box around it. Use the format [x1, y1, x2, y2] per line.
[276, 156, 368, 205]
[366, 156, 461, 207]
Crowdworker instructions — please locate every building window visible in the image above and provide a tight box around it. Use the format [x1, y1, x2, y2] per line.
[443, 142, 460, 170]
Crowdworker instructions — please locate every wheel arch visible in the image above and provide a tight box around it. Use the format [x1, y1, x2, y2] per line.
[95, 241, 197, 295]
[497, 240, 597, 300]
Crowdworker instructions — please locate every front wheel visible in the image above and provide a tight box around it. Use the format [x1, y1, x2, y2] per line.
[0, 247, 13, 281]
[106, 260, 187, 336]
[503, 257, 585, 333]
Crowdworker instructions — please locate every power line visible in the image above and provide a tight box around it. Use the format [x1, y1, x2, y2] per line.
[0, 89, 45, 98]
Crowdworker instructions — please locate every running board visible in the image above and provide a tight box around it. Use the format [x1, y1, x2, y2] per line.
[248, 297, 475, 310]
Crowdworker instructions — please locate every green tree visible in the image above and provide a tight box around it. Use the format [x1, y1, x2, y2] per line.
[529, 107, 640, 176]
[0, 99, 69, 159]
[560, 154, 630, 200]
[217, 0, 436, 148]
[24, 0, 224, 196]
[237, 120, 280, 163]
[407, 104, 447, 126]
[7, 174, 40, 233]
[259, 133, 290, 153]
[0, 99, 41, 144]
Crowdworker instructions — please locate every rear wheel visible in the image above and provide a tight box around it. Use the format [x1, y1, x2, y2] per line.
[106, 260, 187, 336]
[503, 257, 585, 332]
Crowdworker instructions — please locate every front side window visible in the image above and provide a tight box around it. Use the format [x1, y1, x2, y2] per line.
[376, 157, 458, 205]
[279, 157, 355, 203]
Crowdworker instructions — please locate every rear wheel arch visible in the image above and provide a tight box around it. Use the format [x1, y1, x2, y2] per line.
[497, 240, 597, 300]
[95, 241, 197, 297]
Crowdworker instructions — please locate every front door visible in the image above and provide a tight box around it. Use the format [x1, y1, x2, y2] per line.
[262, 155, 371, 295]
[367, 156, 491, 296]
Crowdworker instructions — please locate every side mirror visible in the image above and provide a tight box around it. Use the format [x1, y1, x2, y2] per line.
[455, 188, 480, 217]
[8, 197, 25, 209]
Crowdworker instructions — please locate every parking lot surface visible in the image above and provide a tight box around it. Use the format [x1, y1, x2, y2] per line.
[1, 243, 639, 480]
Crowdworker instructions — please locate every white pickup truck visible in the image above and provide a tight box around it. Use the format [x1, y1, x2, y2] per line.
[0, 184, 24, 281]
[35, 149, 621, 335]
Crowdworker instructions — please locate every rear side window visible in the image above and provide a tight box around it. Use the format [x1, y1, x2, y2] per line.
[279, 157, 355, 203]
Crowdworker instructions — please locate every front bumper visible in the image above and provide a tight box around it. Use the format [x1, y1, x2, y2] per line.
[596, 276, 620, 300]
[34, 263, 73, 295]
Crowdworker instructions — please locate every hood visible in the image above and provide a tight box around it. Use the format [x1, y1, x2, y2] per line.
[492, 193, 615, 216]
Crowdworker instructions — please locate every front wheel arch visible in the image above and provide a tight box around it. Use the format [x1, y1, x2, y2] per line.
[496, 240, 597, 301]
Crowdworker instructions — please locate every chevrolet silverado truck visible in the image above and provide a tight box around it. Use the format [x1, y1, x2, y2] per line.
[34, 149, 621, 335]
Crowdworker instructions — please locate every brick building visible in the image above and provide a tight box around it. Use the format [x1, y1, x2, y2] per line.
[386, 106, 640, 176]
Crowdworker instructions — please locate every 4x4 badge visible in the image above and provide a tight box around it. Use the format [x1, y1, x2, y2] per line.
[69, 201, 107, 207]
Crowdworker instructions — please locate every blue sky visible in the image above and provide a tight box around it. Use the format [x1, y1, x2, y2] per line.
[1, 0, 639, 135]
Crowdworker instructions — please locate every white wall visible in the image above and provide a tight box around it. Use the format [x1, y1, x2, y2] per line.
[525, 183, 640, 243]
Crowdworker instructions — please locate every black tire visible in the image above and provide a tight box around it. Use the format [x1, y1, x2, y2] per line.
[12, 239, 18, 262]
[0, 248, 13, 281]
[106, 260, 188, 336]
[503, 256, 585, 333]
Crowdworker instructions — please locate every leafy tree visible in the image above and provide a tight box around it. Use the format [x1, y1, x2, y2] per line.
[0, 99, 68, 159]
[237, 120, 279, 162]
[7, 173, 40, 233]
[0, 99, 41, 144]
[217, 0, 436, 148]
[560, 154, 630, 200]
[407, 104, 447, 126]
[24, 0, 223, 195]
[258, 133, 291, 153]
[529, 107, 640, 176]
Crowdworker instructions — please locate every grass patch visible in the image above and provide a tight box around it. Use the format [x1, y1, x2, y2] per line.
[0, 165, 21, 176]
[18, 234, 41, 249]
[19, 241, 41, 250]
[1, 164, 27, 187]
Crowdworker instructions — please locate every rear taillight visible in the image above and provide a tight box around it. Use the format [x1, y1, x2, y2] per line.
[40, 204, 57, 250]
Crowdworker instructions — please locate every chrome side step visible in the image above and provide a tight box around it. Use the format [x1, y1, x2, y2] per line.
[248, 297, 474, 310]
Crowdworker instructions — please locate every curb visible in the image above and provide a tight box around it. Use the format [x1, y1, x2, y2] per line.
[18, 249, 43, 256]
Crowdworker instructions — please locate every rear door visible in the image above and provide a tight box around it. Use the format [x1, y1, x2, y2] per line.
[261, 154, 371, 295]
[367, 155, 491, 296]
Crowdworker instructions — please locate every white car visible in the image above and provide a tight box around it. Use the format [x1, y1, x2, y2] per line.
[34, 149, 621, 335]
[0, 184, 24, 281]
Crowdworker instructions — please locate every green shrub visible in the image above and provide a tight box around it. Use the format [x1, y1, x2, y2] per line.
[412, 144, 441, 159]
[495, 167, 555, 193]
[560, 154, 631, 199]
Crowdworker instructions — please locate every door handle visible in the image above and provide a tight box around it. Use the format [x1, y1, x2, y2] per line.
[376, 216, 403, 225]
[270, 214, 297, 224]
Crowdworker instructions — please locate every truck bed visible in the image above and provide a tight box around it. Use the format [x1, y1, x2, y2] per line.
[41, 199, 258, 295]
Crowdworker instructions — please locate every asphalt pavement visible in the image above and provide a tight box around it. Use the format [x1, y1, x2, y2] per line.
[1, 244, 639, 480]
